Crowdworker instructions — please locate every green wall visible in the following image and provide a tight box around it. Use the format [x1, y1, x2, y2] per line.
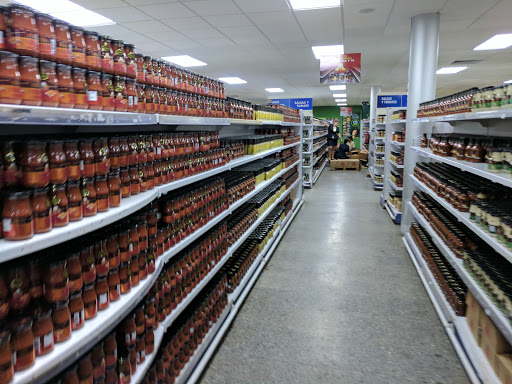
[313, 105, 364, 149]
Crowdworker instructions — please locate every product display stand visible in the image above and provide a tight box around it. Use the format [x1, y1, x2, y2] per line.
[302, 122, 327, 188]
[361, 118, 370, 151]
[368, 120, 385, 191]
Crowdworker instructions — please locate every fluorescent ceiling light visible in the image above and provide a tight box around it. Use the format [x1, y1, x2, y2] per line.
[312, 45, 344, 59]
[333, 93, 347, 98]
[436, 66, 467, 74]
[505, 79, 512, 84]
[14, 0, 115, 27]
[289, 0, 341, 11]
[335, 99, 346, 102]
[337, 103, 347, 106]
[265, 88, 284, 93]
[474, 34, 512, 50]
[329, 85, 346, 91]
[162, 55, 207, 67]
[218, 77, 247, 85]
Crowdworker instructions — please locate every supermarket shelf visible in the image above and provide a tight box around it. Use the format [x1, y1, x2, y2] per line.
[228, 252, 264, 304]
[259, 120, 301, 126]
[388, 179, 403, 191]
[388, 160, 404, 169]
[0, 104, 159, 125]
[409, 202, 512, 346]
[412, 108, 512, 123]
[410, 175, 512, 263]
[313, 150, 327, 166]
[403, 233, 498, 384]
[312, 160, 327, 185]
[313, 133, 328, 139]
[385, 201, 401, 224]
[390, 119, 407, 124]
[411, 146, 512, 189]
[376, 122, 386, 126]
[390, 140, 406, 147]
[375, 136, 386, 141]
[14, 257, 165, 384]
[158, 115, 230, 126]
[375, 152, 385, 156]
[230, 118, 262, 125]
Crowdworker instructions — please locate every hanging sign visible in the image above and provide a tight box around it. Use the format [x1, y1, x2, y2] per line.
[320, 53, 361, 84]
[340, 107, 352, 116]
[268, 98, 313, 110]
[377, 95, 408, 108]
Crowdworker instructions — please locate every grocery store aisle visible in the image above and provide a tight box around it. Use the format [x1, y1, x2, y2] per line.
[199, 169, 469, 384]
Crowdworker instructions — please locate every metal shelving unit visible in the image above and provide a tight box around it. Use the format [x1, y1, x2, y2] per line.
[302, 124, 327, 188]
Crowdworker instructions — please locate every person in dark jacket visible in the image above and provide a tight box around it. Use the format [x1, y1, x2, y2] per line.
[334, 139, 351, 159]
[327, 118, 340, 161]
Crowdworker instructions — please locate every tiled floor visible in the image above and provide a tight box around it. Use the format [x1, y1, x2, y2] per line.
[198, 169, 470, 384]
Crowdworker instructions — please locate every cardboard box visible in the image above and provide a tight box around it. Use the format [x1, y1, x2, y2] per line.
[330, 159, 360, 171]
[481, 312, 512, 371]
[466, 291, 482, 345]
[497, 354, 512, 384]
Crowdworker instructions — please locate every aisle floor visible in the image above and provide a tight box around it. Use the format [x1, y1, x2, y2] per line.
[199, 169, 470, 384]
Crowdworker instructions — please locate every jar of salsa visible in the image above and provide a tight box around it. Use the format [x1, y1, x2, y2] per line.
[120, 314, 137, 347]
[108, 267, 120, 302]
[135, 335, 145, 364]
[67, 180, 83, 222]
[95, 176, 110, 213]
[62, 367, 79, 384]
[69, 289, 84, 330]
[28, 259, 43, 300]
[95, 240, 110, 277]
[117, 355, 131, 384]
[119, 262, 130, 294]
[144, 327, 154, 355]
[143, 56, 152, 85]
[0, 330, 13, 383]
[50, 183, 69, 227]
[138, 251, 147, 281]
[135, 54, 145, 83]
[55, 20, 73, 65]
[7, 264, 30, 311]
[100, 36, 114, 74]
[96, 276, 109, 311]
[73, 67, 88, 109]
[87, 71, 102, 110]
[20, 140, 50, 188]
[44, 257, 69, 303]
[36, 14, 56, 60]
[10, 316, 35, 371]
[57, 64, 75, 108]
[40, 60, 59, 107]
[6, 5, 38, 56]
[67, 252, 82, 291]
[0, 51, 22, 105]
[136, 83, 146, 113]
[145, 86, 155, 114]
[94, 138, 110, 176]
[119, 137, 130, 168]
[129, 255, 140, 287]
[77, 354, 93, 384]
[108, 137, 120, 169]
[82, 282, 97, 320]
[85, 31, 101, 71]
[82, 177, 97, 217]
[19, 56, 42, 106]
[124, 44, 136, 79]
[120, 167, 131, 198]
[64, 140, 81, 181]
[114, 76, 127, 112]
[101, 73, 115, 111]
[129, 165, 140, 195]
[49, 140, 68, 184]
[79, 139, 95, 178]
[111, 40, 126, 76]
[52, 299, 71, 343]
[108, 170, 121, 207]
[71, 27, 87, 68]
[151, 59, 160, 86]
[32, 302, 54, 356]
[2, 190, 34, 240]
[32, 187, 52, 233]
[126, 79, 137, 112]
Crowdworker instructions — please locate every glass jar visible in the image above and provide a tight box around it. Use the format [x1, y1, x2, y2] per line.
[145, 86, 155, 114]
[44, 257, 69, 303]
[32, 187, 51, 234]
[40, 60, 59, 107]
[0, 51, 22, 105]
[82, 282, 97, 320]
[121, 314, 137, 348]
[79, 139, 95, 178]
[111, 39, 126, 76]
[94, 137, 110, 176]
[67, 180, 83, 222]
[101, 73, 115, 111]
[6, 5, 38, 56]
[48, 140, 68, 184]
[103, 334, 117, 369]
[126, 79, 137, 112]
[95, 175, 110, 213]
[91, 343, 106, 382]
[108, 137, 120, 169]
[80, 244, 96, 285]
[0, 330, 13, 383]
[55, 20, 73, 65]
[71, 27, 87, 68]
[82, 177, 97, 217]
[108, 267, 120, 302]
[117, 356, 131, 384]
[114, 76, 128, 112]
[85, 31, 101, 71]
[2, 190, 34, 241]
[10, 316, 35, 371]
[95, 240, 109, 277]
[73, 67, 88, 109]
[120, 167, 131, 198]
[143, 56, 152, 85]
[87, 71, 102, 110]
[50, 183, 69, 227]
[32, 303, 54, 356]
[57, 64, 75, 108]
[108, 170, 121, 207]
[52, 300, 71, 343]
[19, 55, 42, 106]
[119, 137, 130, 168]
[77, 354, 93, 384]
[36, 14, 56, 60]
[96, 276, 109, 311]
[129, 165, 140, 195]
[124, 44, 136, 79]
[119, 262, 131, 295]
[130, 255, 140, 287]
[136, 83, 146, 113]
[135, 53, 145, 82]
[20, 140, 49, 188]
[100, 36, 114, 74]
[106, 233, 120, 269]
[69, 289, 85, 330]
[135, 335, 145, 365]
[67, 251, 83, 292]
[144, 327, 154, 355]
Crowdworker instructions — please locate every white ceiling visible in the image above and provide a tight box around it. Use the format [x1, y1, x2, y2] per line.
[7, 0, 512, 107]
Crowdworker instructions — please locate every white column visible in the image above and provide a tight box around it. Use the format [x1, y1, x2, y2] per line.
[369, 86, 381, 168]
[401, 13, 440, 234]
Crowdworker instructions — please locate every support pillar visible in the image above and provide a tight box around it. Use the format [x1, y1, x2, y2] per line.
[369, 85, 381, 168]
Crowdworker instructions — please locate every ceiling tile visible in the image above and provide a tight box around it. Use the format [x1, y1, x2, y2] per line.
[181, 28, 226, 40]
[144, 30, 190, 43]
[163, 39, 203, 50]
[195, 37, 237, 47]
[182, 0, 241, 16]
[160, 17, 212, 30]
[95, 6, 153, 23]
[72, 0, 126, 9]
[234, 0, 290, 13]
[203, 14, 252, 28]
[136, 2, 197, 19]
[295, 8, 343, 43]
[124, 0, 178, 5]
[247, 10, 296, 26]
[120, 20, 173, 33]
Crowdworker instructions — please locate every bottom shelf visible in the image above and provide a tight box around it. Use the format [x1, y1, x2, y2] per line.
[403, 233, 500, 384]
[384, 201, 401, 225]
[312, 160, 327, 185]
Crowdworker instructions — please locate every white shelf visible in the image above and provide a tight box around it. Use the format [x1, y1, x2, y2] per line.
[375, 152, 385, 156]
[411, 146, 512, 189]
[390, 140, 405, 147]
[375, 136, 386, 141]
[313, 133, 328, 139]
[313, 150, 327, 166]
[312, 160, 327, 185]
[390, 119, 407, 124]
[388, 179, 403, 191]
[259, 120, 301, 126]
[410, 175, 512, 263]
[388, 160, 404, 169]
[230, 118, 262, 125]
[385, 201, 401, 222]
[228, 252, 264, 304]
[376, 122, 386, 126]
[409, 202, 512, 346]
[159, 115, 230, 126]
[412, 107, 512, 123]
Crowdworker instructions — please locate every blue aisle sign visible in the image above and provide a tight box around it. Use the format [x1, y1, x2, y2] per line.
[377, 95, 407, 108]
[268, 98, 313, 110]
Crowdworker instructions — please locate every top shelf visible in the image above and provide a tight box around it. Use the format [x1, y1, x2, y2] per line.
[390, 119, 407, 124]
[412, 108, 512, 123]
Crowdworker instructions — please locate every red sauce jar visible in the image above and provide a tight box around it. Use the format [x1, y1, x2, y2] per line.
[108, 267, 120, 302]
[7, 265, 30, 311]
[10, 316, 35, 371]
[77, 354, 93, 384]
[104, 334, 117, 369]
[85, 31, 101, 71]
[145, 86, 155, 114]
[111, 40, 126, 76]
[79, 139, 95, 178]
[135, 54, 145, 83]
[55, 20, 72, 65]
[67, 180, 83, 222]
[67, 251, 83, 293]
[100, 36, 114, 74]
[0, 330, 14, 383]
[51, 183, 69, 227]
[108, 137, 120, 169]
[0, 6, 6, 51]
[0, 51, 22, 105]
[82, 282, 97, 320]
[69, 289, 84, 330]
[19, 56, 42, 106]
[108, 170, 121, 207]
[136, 83, 146, 113]
[101, 73, 115, 111]
[120, 167, 131, 198]
[40, 60, 59, 107]
[87, 71, 102, 110]
[57, 64, 75, 108]
[95, 175, 110, 213]
[114, 76, 127, 112]
[119, 262, 131, 295]
[82, 177, 97, 217]
[95, 240, 110, 277]
[36, 14, 56, 60]
[6, 5, 38, 56]
[129, 165, 140, 195]
[64, 140, 81, 181]
[44, 257, 69, 303]
[126, 79, 137, 112]
[94, 137, 110, 176]
[48, 140, 68, 184]
[124, 44, 136, 79]
[71, 27, 87, 68]
[151, 59, 160, 86]
[144, 56, 152, 85]
[107, 233, 120, 269]
[119, 137, 130, 168]
[96, 276, 109, 311]
[20, 141, 50, 188]
[52, 299, 71, 343]
[32, 187, 52, 234]
[73, 67, 88, 109]
[32, 302, 54, 356]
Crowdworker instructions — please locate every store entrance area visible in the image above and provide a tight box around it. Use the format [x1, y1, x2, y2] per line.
[199, 170, 469, 384]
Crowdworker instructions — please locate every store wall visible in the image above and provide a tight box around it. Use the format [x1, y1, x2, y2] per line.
[313, 106, 364, 149]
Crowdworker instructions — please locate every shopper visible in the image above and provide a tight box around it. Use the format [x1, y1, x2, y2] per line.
[327, 118, 340, 161]
[347, 136, 356, 152]
[335, 139, 351, 159]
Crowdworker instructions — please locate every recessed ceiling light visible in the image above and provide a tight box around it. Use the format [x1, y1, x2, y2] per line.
[289, 0, 340, 11]
[335, 99, 346, 102]
[436, 66, 467, 74]
[14, 0, 115, 27]
[337, 103, 347, 106]
[474, 34, 512, 50]
[359, 8, 375, 14]
[333, 93, 347, 98]
[218, 77, 247, 85]
[329, 85, 346, 91]
[312, 45, 344, 59]
[162, 55, 207, 67]
[265, 88, 284, 93]
[505, 79, 512, 84]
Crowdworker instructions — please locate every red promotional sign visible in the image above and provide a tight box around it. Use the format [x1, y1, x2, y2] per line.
[339, 107, 352, 116]
[320, 53, 361, 84]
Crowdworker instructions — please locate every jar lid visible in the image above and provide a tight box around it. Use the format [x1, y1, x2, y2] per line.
[0, 51, 19, 59]
[70, 289, 83, 298]
[73, 67, 87, 74]
[84, 30, 99, 37]
[9, 189, 32, 198]
[87, 70, 101, 76]
[57, 63, 72, 70]
[101, 73, 112, 79]
[53, 299, 70, 308]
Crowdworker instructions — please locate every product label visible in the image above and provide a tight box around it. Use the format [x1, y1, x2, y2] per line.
[43, 331, 53, 349]
[88, 90, 98, 102]
[99, 293, 108, 305]
[128, 95, 134, 107]
[2, 218, 11, 232]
